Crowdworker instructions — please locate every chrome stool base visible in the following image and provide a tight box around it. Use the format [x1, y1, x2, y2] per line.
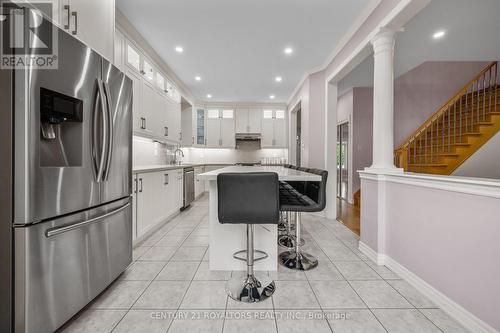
[233, 250, 268, 262]
[278, 235, 305, 248]
[225, 274, 275, 303]
[279, 250, 318, 271]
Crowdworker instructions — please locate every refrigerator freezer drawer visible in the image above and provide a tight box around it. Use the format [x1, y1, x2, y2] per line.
[14, 197, 132, 333]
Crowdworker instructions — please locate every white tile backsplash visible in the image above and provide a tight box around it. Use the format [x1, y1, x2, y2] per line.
[133, 136, 288, 167]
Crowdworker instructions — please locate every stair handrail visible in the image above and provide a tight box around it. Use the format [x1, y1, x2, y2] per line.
[395, 61, 498, 170]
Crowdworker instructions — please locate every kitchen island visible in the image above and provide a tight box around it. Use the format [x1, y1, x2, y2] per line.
[197, 165, 321, 271]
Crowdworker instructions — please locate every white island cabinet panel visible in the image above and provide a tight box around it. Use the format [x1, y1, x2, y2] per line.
[198, 166, 320, 271]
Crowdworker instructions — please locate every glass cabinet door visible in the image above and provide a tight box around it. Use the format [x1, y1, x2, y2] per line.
[196, 109, 205, 145]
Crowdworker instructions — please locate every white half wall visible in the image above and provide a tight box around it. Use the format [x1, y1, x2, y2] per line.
[453, 131, 500, 180]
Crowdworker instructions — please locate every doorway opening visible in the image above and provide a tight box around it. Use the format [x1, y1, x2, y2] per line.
[296, 108, 302, 166]
[336, 122, 349, 200]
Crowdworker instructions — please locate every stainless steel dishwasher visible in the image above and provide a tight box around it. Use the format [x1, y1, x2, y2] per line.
[183, 167, 195, 209]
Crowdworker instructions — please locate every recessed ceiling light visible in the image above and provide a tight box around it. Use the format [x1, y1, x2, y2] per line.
[175, 46, 184, 53]
[432, 30, 446, 39]
[284, 47, 293, 55]
[206, 94, 212, 99]
[275, 76, 283, 83]
[269, 95, 276, 100]
[195, 76, 201, 81]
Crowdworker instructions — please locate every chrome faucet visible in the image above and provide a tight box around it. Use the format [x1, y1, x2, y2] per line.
[172, 148, 184, 165]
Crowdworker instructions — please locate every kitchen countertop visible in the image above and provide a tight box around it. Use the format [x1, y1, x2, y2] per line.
[198, 165, 321, 181]
[133, 163, 232, 174]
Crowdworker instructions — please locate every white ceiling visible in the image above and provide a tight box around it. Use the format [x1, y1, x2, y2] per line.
[339, 0, 500, 94]
[116, 0, 373, 103]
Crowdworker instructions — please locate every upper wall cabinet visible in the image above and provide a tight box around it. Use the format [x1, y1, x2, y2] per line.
[235, 108, 262, 134]
[261, 109, 286, 148]
[117, 34, 182, 143]
[46, 0, 114, 61]
[206, 109, 235, 148]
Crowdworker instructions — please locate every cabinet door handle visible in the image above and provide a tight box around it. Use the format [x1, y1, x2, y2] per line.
[63, 5, 71, 30]
[179, 132, 182, 141]
[134, 177, 138, 193]
[192, 136, 194, 144]
[139, 178, 143, 192]
[205, 138, 207, 145]
[71, 11, 78, 35]
[140, 70, 146, 75]
[164, 127, 169, 136]
[164, 174, 169, 185]
[140, 117, 146, 129]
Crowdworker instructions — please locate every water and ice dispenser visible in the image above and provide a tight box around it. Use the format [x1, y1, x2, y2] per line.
[39, 88, 83, 167]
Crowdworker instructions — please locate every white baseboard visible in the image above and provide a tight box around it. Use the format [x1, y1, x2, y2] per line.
[358, 241, 386, 265]
[359, 243, 498, 333]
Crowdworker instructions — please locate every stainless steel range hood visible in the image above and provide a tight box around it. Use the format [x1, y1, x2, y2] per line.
[235, 133, 261, 141]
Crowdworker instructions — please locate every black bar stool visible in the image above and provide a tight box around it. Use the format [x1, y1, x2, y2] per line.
[218, 172, 280, 303]
[278, 168, 328, 271]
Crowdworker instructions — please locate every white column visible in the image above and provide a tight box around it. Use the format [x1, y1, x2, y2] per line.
[367, 29, 402, 172]
[324, 82, 338, 219]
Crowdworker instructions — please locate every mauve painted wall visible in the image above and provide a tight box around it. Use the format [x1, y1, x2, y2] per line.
[383, 182, 500, 330]
[360, 178, 379, 251]
[308, 71, 327, 168]
[453, 131, 500, 179]
[394, 61, 490, 146]
[352, 88, 374, 193]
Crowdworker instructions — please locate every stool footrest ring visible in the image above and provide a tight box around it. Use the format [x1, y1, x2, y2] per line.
[233, 250, 268, 262]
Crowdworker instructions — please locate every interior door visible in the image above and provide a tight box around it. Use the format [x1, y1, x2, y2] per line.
[14, 18, 103, 224]
[101, 60, 133, 204]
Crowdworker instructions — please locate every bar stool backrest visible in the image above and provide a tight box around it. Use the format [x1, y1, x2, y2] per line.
[217, 172, 280, 224]
[304, 168, 328, 211]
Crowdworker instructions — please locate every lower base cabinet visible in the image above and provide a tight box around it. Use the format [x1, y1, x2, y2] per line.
[133, 169, 184, 241]
[194, 166, 205, 197]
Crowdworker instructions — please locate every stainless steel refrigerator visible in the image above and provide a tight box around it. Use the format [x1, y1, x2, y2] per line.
[0, 6, 133, 333]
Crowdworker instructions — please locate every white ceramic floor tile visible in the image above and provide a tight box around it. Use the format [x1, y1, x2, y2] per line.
[275, 310, 331, 333]
[420, 309, 471, 333]
[387, 280, 436, 308]
[156, 261, 200, 281]
[335, 261, 382, 280]
[349, 280, 412, 309]
[179, 281, 228, 309]
[321, 244, 361, 262]
[132, 246, 151, 261]
[373, 309, 442, 333]
[194, 262, 231, 281]
[273, 281, 321, 309]
[224, 310, 277, 333]
[155, 235, 188, 247]
[90, 280, 149, 309]
[171, 246, 207, 262]
[138, 247, 177, 262]
[309, 280, 366, 309]
[119, 262, 166, 281]
[325, 309, 386, 333]
[167, 310, 224, 333]
[133, 281, 190, 310]
[61, 309, 126, 333]
[304, 260, 345, 281]
[112, 309, 174, 333]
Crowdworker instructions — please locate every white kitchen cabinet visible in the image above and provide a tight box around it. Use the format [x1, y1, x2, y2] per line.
[236, 108, 262, 133]
[235, 108, 249, 133]
[194, 108, 206, 147]
[173, 169, 184, 211]
[58, 0, 114, 61]
[167, 98, 182, 142]
[261, 109, 287, 148]
[132, 174, 137, 241]
[136, 172, 164, 237]
[194, 166, 205, 197]
[114, 29, 125, 71]
[127, 68, 145, 133]
[206, 109, 235, 148]
[249, 109, 262, 133]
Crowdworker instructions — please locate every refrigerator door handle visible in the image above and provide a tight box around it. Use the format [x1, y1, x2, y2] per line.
[92, 79, 108, 182]
[102, 81, 114, 181]
[45, 202, 131, 238]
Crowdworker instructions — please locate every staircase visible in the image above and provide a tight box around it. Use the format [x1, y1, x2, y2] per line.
[395, 61, 500, 175]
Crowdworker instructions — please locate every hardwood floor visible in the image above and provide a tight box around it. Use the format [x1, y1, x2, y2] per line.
[336, 198, 360, 236]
